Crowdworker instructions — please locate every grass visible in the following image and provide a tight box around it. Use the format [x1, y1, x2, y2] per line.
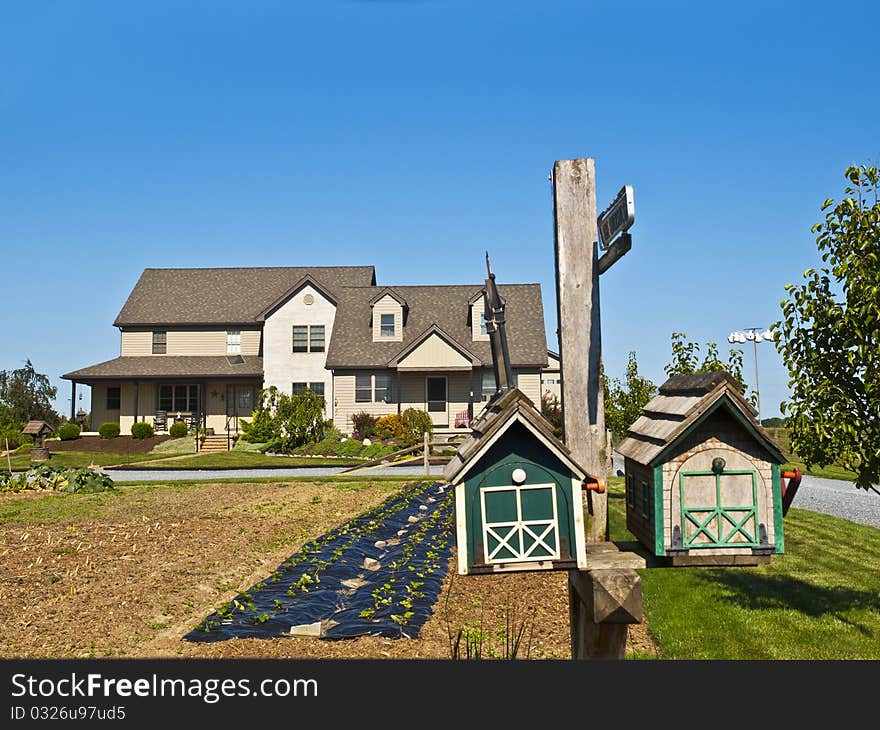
[607, 476, 880, 659]
[5, 451, 170, 471]
[130, 451, 363, 469]
[766, 426, 859, 482]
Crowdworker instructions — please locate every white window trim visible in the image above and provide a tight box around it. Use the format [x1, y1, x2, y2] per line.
[227, 329, 241, 354]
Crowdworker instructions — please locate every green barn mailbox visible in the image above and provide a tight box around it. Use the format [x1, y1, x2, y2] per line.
[445, 388, 598, 575]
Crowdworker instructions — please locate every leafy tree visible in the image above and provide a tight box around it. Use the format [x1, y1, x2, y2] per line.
[0, 359, 60, 427]
[775, 164, 880, 490]
[605, 351, 657, 443]
[540, 392, 563, 439]
[239, 386, 326, 450]
[664, 332, 749, 400]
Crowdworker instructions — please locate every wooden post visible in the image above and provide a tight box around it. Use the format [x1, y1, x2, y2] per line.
[423, 431, 430, 476]
[70, 381, 77, 421]
[552, 157, 607, 541]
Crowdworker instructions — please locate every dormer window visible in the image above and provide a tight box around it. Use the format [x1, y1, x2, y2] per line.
[227, 330, 241, 354]
[380, 313, 395, 338]
[479, 312, 488, 336]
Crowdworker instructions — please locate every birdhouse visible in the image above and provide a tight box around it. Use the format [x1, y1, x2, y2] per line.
[617, 372, 787, 566]
[444, 388, 599, 575]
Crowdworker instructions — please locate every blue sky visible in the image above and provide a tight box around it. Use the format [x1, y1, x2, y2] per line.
[2, 1, 877, 420]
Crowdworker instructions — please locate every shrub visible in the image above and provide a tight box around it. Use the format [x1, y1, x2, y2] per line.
[375, 413, 404, 440]
[0, 422, 30, 450]
[131, 421, 155, 439]
[351, 411, 377, 439]
[276, 389, 326, 450]
[401, 408, 433, 444]
[98, 422, 120, 439]
[58, 422, 81, 441]
[1, 464, 114, 494]
[240, 387, 280, 443]
[169, 421, 189, 438]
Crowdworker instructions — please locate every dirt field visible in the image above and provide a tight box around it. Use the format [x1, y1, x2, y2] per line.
[0, 479, 657, 660]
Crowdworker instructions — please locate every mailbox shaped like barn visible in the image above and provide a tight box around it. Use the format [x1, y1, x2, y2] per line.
[444, 388, 593, 575]
[618, 372, 786, 566]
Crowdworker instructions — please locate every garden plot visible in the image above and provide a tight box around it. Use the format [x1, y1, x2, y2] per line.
[187, 481, 454, 641]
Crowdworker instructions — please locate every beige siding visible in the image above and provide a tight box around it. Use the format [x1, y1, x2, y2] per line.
[240, 329, 262, 356]
[89, 383, 118, 430]
[471, 302, 489, 342]
[372, 295, 403, 342]
[332, 372, 397, 433]
[120, 330, 153, 355]
[399, 372, 474, 429]
[515, 370, 541, 405]
[119, 381, 157, 434]
[120, 328, 261, 356]
[166, 330, 226, 355]
[398, 334, 471, 370]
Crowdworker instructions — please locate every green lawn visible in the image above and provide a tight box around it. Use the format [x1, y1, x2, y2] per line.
[607, 476, 880, 659]
[782, 459, 858, 482]
[5, 451, 171, 471]
[125, 451, 363, 469]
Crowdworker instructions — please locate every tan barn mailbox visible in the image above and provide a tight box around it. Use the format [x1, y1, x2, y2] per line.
[618, 372, 787, 566]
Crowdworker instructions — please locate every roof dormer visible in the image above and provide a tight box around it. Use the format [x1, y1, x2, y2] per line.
[469, 289, 490, 342]
[370, 287, 407, 342]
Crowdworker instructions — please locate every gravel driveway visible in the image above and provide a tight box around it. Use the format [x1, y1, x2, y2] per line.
[791, 475, 880, 528]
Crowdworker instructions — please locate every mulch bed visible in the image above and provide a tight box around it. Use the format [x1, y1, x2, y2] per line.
[48, 435, 171, 454]
[0, 480, 658, 660]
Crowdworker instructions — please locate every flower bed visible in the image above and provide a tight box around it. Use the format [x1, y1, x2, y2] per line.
[187, 481, 454, 641]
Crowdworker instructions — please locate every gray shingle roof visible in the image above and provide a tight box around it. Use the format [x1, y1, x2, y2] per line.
[325, 284, 548, 369]
[114, 266, 376, 326]
[617, 374, 784, 466]
[63, 356, 263, 381]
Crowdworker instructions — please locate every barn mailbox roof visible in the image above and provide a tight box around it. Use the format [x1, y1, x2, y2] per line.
[616, 371, 785, 467]
[444, 387, 592, 485]
[22, 420, 54, 436]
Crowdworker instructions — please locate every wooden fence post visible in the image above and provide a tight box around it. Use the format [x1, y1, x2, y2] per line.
[424, 431, 430, 476]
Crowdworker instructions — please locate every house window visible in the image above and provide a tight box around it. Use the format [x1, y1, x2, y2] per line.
[152, 331, 167, 354]
[159, 384, 198, 412]
[374, 374, 393, 403]
[238, 388, 252, 412]
[227, 330, 241, 354]
[292, 326, 308, 353]
[310, 325, 325, 352]
[355, 373, 372, 403]
[292, 382, 308, 395]
[481, 371, 496, 400]
[480, 312, 488, 336]
[380, 313, 395, 338]
[293, 325, 324, 353]
[106, 386, 121, 410]
[626, 475, 635, 508]
[310, 382, 325, 398]
[639, 480, 651, 519]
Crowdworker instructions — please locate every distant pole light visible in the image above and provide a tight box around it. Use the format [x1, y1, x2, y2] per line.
[727, 327, 774, 420]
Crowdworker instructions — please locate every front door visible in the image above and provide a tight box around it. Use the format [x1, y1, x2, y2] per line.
[426, 376, 448, 427]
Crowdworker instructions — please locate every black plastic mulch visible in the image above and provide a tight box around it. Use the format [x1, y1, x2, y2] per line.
[186, 481, 454, 641]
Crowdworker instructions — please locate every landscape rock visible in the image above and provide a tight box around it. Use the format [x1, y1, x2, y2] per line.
[363, 557, 381, 571]
[289, 621, 323, 638]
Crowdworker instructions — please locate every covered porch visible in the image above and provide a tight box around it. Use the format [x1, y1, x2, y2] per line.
[62, 355, 264, 436]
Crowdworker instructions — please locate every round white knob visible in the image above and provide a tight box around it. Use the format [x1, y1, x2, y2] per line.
[512, 468, 527, 484]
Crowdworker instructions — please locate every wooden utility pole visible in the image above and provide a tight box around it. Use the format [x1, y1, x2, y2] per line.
[552, 157, 643, 660]
[552, 157, 607, 542]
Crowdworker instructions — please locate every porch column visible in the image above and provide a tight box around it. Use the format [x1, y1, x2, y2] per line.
[396, 372, 402, 415]
[70, 381, 77, 421]
[133, 381, 139, 423]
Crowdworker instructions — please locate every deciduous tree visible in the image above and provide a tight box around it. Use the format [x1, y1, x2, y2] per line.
[775, 164, 880, 490]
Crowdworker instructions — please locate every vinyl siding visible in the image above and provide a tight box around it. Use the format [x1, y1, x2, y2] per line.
[120, 328, 261, 356]
[471, 301, 489, 341]
[372, 295, 404, 342]
[515, 370, 542, 405]
[120, 330, 153, 355]
[333, 371, 397, 433]
[397, 334, 472, 370]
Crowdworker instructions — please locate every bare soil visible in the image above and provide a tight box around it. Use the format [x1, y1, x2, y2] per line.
[47, 435, 171, 454]
[0, 480, 657, 660]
